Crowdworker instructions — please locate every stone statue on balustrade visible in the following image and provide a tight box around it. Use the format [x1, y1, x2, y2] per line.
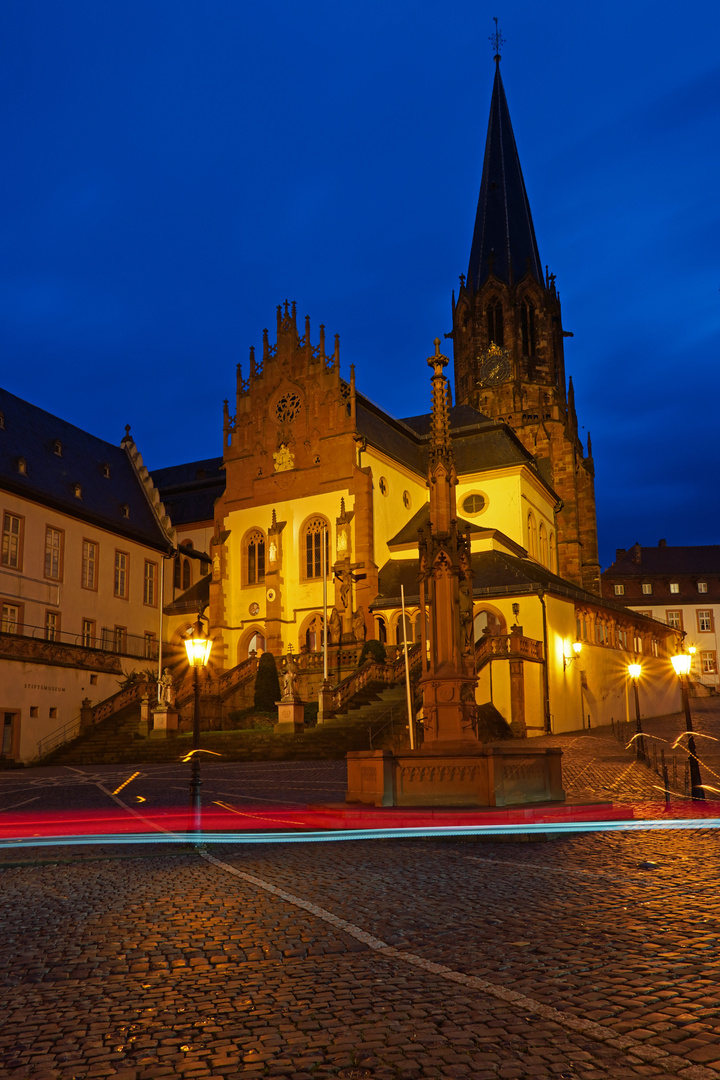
[352, 607, 366, 642]
[159, 668, 175, 706]
[328, 606, 342, 645]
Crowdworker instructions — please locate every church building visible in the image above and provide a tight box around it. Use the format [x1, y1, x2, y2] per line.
[1, 52, 681, 762]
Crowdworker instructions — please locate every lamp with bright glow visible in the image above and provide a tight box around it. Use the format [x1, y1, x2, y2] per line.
[671, 650, 704, 801]
[563, 640, 582, 671]
[627, 661, 645, 761]
[671, 652, 692, 677]
[185, 610, 213, 834]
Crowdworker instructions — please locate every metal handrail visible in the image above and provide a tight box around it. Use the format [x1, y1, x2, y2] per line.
[37, 714, 81, 758]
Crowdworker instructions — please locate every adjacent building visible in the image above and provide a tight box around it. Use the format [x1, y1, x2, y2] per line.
[602, 541, 720, 691]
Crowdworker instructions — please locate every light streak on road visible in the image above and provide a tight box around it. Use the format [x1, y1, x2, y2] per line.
[112, 772, 140, 795]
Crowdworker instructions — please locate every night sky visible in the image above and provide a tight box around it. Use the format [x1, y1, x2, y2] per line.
[2, 1, 719, 570]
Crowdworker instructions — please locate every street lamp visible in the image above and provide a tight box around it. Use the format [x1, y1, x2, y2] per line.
[627, 662, 645, 762]
[563, 640, 582, 671]
[670, 650, 705, 801]
[184, 611, 213, 832]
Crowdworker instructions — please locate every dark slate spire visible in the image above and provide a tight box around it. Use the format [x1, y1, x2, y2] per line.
[467, 59, 543, 291]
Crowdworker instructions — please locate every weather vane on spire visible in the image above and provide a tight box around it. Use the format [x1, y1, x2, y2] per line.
[489, 16, 505, 62]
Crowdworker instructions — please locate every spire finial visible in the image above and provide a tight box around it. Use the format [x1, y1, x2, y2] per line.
[489, 16, 505, 63]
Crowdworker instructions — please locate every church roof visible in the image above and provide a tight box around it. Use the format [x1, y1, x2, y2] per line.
[387, 504, 482, 548]
[153, 456, 225, 526]
[373, 551, 664, 628]
[0, 387, 170, 552]
[467, 60, 543, 290]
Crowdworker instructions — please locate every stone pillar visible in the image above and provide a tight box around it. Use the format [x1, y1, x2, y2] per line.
[80, 698, 94, 731]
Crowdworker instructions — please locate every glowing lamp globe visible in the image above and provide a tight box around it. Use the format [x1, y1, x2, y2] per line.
[572, 641, 582, 656]
[628, 663, 642, 680]
[184, 618, 212, 668]
[671, 652, 692, 677]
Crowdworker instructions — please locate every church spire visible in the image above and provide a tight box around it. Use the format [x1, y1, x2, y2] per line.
[466, 49, 543, 291]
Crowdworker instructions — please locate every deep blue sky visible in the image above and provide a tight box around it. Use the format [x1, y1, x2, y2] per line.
[2, 1, 719, 569]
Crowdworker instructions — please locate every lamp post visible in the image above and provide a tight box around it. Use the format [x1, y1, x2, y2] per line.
[627, 662, 645, 762]
[671, 651, 705, 801]
[184, 612, 213, 832]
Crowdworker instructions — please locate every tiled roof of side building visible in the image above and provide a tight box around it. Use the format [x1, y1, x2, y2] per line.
[152, 457, 225, 526]
[373, 550, 668, 629]
[0, 387, 170, 551]
[603, 543, 720, 576]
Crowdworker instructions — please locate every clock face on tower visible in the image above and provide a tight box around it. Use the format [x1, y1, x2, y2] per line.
[477, 345, 512, 386]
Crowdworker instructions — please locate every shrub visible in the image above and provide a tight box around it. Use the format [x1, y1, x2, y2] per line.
[359, 638, 386, 666]
[253, 651, 281, 711]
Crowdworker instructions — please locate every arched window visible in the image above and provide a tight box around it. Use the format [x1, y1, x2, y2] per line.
[527, 512, 538, 558]
[539, 523, 548, 567]
[521, 299, 536, 354]
[474, 608, 505, 642]
[486, 299, 504, 346]
[182, 558, 191, 591]
[549, 531, 557, 573]
[375, 616, 387, 644]
[247, 632, 265, 657]
[245, 529, 266, 585]
[173, 556, 181, 590]
[302, 516, 330, 580]
[395, 613, 414, 646]
[303, 612, 324, 651]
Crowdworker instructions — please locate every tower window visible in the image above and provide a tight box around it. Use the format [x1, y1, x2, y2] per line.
[245, 529, 266, 585]
[486, 299, 504, 347]
[521, 299, 536, 355]
[302, 516, 330, 580]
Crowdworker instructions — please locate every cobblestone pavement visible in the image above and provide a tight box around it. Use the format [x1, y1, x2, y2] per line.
[2, 708, 720, 1080]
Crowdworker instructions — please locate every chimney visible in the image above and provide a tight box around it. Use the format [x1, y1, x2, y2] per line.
[658, 539, 667, 547]
[615, 548, 627, 561]
[631, 543, 642, 564]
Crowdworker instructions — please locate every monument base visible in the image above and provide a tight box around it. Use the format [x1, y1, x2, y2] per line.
[150, 706, 178, 738]
[317, 681, 335, 725]
[346, 743, 564, 808]
[275, 700, 305, 734]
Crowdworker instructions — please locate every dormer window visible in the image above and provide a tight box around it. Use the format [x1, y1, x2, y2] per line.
[670, 582, 679, 594]
[698, 581, 708, 593]
[121, 504, 129, 518]
[102, 463, 111, 478]
[17, 458, 27, 475]
[54, 441, 63, 456]
[73, 483, 82, 499]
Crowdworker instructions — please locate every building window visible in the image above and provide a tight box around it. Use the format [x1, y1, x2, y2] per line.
[182, 558, 191, 591]
[173, 556, 181, 590]
[53, 440, 62, 456]
[487, 299, 504, 346]
[17, 458, 26, 475]
[102, 463, 111, 478]
[633, 635, 644, 653]
[396, 613, 414, 646]
[520, 299, 536, 354]
[114, 626, 126, 653]
[45, 611, 60, 641]
[527, 512, 538, 558]
[462, 493, 486, 515]
[82, 619, 95, 648]
[82, 541, 97, 590]
[702, 651, 717, 674]
[642, 583, 652, 595]
[698, 582, 708, 593]
[302, 517, 329, 580]
[614, 584, 625, 596]
[652, 638, 659, 657]
[549, 531, 556, 573]
[1, 513, 23, 570]
[698, 610, 713, 632]
[616, 628, 628, 650]
[375, 616, 388, 644]
[143, 561, 157, 606]
[245, 530, 266, 585]
[114, 551, 128, 598]
[49, 707, 57, 720]
[667, 611, 682, 630]
[73, 484, 82, 499]
[304, 614, 325, 651]
[44, 527, 64, 581]
[144, 632, 157, 659]
[1, 603, 21, 634]
[539, 523, 548, 567]
[670, 583, 679, 594]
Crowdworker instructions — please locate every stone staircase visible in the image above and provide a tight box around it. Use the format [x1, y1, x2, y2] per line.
[40, 683, 411, 766]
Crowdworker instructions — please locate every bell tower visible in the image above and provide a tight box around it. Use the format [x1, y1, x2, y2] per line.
[451, 39, 600, 594]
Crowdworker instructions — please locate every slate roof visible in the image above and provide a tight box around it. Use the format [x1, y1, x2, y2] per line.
[467, 60, 543, 290]
[603, 544, 720, 577]
[163, 573, 211, 616]
[387, 504, 483, 547]
[358, 396, 549, 489]
[373, 551, 663, 628]
[0, 387, 170, 552]
[152, 457, 225, 527]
